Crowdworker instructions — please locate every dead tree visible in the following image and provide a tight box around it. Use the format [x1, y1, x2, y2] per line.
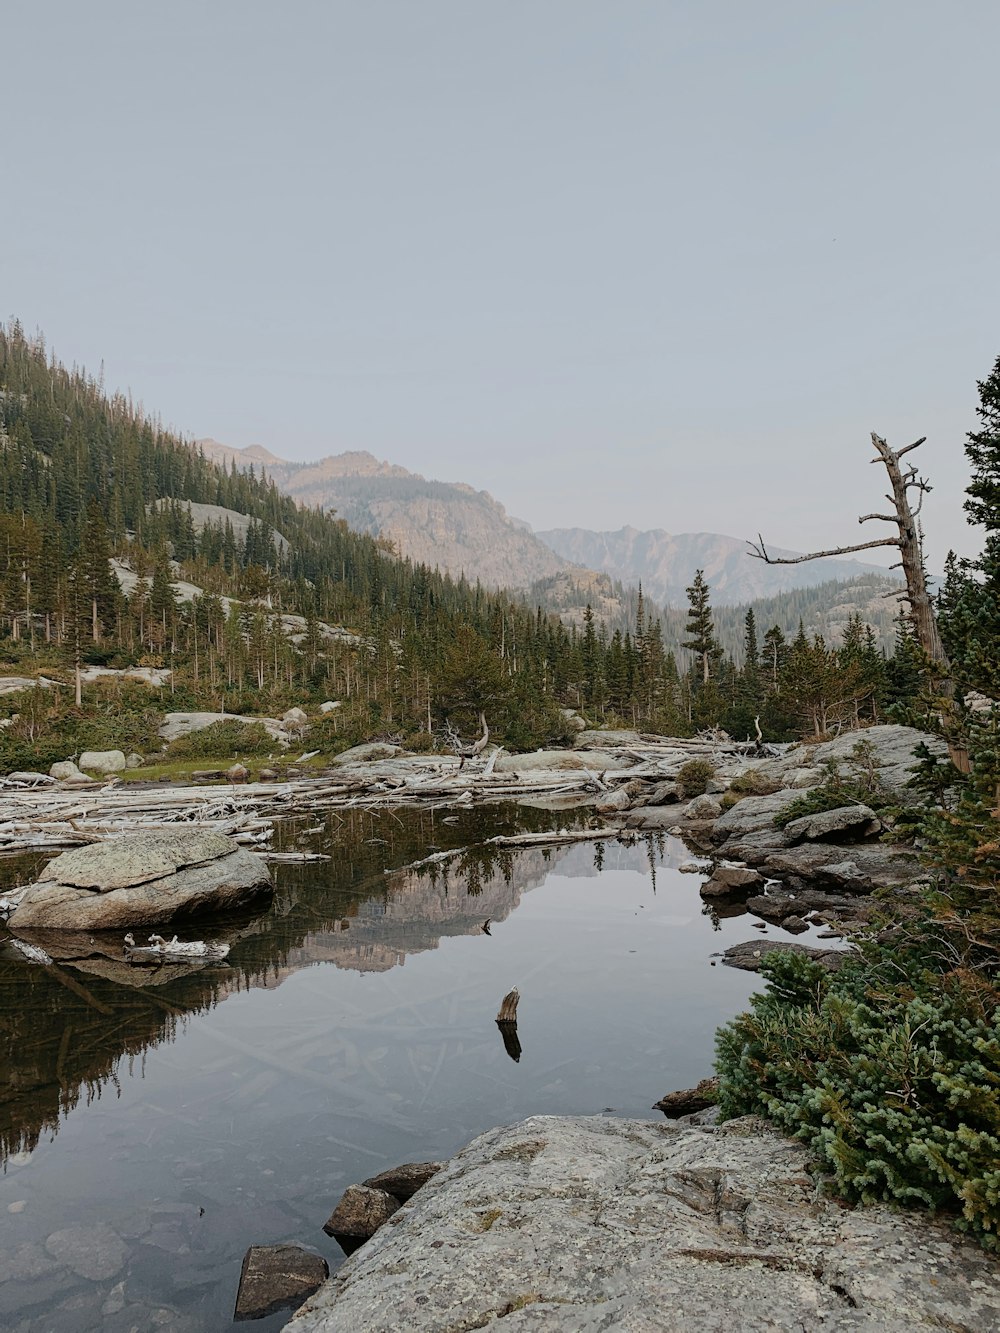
[748, 432, 950, 683]
[441, 711, 491, 770]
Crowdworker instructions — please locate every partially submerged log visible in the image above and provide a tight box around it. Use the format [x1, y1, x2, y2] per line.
[496, 987, 522, 1062]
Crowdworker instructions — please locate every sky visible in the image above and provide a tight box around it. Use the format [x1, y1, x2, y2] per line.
[4, 1, 998, 571]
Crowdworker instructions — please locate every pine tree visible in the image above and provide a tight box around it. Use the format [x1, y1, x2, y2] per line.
[682, 570, 720, 687]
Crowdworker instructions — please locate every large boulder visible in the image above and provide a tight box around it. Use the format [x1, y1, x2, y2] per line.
[286, 1115, 999, 1332]
[783, 804, 881, 844]
[495, 749, 630, 773]
[78, 749, 127, 775]
[751, 725, 947, 798]
[8, 829, 272, 930]
[331, 743, 404, 765]
[49, 761, 84, 781]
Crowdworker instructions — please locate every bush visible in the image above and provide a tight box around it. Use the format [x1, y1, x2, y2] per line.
[677, 758, 715, 798]
[728, 768, 781, 797]
[165, 720, 277, 761]
[773, 740, 894, 828]
[715, 943, 1000, 1248]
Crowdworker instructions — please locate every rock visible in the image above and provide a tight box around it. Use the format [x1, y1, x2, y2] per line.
[8, 828, 272, 930]
[700, 865, 763, 898]
[362, 1161, 444, 1202]
[686, 793, 723, 820]
[78, 749, 127, 775]
[286, 1115, 1000, 1333]
[783, 804, 881, 844]
[226, 763, 249, 783]
[711, 790, 801, 843]
[234, 1245, 329, 1321]
[0, 675, 51, 695]
[331, 743, 404, 765]
[283, 707, 309, 728]
[594, 787, 632, 814]
[258, 767, 279, 780]
[5, 771, 55, 786]
[781, 915, 810, 934]
[125, 753, 144, 769]
[752, 725, 948, 798]
[559, 708, 587, 732]
[645, 780, 680, 805]
[787, 766, 824, 788]
[575, 729, 643, 749]
[495, 749, 630, 773]
[720, 939, 849, 972]
[323, 1185, 400, 1249]
[49, 760, 83, 781]
[319, 700, 342, 713]
[623, 806, 686, 831]
[45, 1222, 127, 1281]
[159, 711, 289, 745]
[653, 1076, 719, 1118]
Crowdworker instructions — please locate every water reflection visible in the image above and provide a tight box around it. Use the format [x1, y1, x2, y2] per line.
[0, 805, 808, 1333]
[0, 807, 587, 1158]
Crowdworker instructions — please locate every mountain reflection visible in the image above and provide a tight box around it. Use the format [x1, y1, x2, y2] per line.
[2, 803, 656, 1160]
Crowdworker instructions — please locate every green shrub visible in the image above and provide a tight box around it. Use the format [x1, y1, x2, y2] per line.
[715, 943, 1000, 1248]
[677, 758, 715, 798]
[728, 768, 780, 797]
[165, 719, 276, 760]
[774, 740, 894, 828]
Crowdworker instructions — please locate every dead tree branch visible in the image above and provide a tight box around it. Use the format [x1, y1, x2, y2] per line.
[747, 432, 950, 682]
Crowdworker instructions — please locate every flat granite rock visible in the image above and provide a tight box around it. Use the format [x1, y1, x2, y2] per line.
[9, 829, 272, 930]
[287, 1115, 1000, 1332]
[234, 1244, 328, 1321]
[35, 829, 240, 892]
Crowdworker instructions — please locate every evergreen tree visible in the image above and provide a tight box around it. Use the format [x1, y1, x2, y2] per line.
[682, 570, 720, 686]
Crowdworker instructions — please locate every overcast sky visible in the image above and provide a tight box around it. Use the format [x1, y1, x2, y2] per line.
[4, 1, 998, 569]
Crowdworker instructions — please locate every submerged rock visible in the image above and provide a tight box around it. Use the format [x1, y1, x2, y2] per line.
[720, 939, 848, 972]
[287, 1115, 999, 1332]
[8, 829, 272, 930]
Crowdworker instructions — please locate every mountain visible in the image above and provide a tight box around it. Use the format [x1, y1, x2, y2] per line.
[196, 439, 572, 589]
[537, 526, 898, 608]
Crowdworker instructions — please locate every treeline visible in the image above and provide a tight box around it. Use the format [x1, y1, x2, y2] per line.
[0, 319, 922, 763]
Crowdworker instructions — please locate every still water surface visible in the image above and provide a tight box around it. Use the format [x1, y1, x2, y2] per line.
[0, 805, 825, 1330]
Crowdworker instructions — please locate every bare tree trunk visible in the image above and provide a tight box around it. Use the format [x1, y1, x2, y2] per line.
[749, 432, 950, 682]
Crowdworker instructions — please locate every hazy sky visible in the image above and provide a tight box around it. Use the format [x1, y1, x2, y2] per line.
[4, 1, 998, 570]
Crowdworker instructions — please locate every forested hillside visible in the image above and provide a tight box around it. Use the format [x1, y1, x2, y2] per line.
[0, 322, 926, 769]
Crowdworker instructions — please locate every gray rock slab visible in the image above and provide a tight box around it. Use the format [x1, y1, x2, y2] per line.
[234, 1244, 329, 1321]
[721, 939, 849, 972]
[286, 1115, 999, 1332]
[711, 790, 801, 842]
[362, 1161, 445, 1202]
[78, 749, 127, 774]
[784, 804, 881, 844]
[10, 831, 272, 930]
[323, 1185, 400, 1244]
[575, 728, 643, 748]
[330, 743, 405, 765]
[45, 1222, 127, 1281]
[35, 828, 240, 891]
[495, 749, 630, 773]
[751, 725, 947, 797]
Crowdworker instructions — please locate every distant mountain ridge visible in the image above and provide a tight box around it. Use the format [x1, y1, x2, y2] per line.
[195, 439, 900, 608]
[537, 525, 898, 607]
[196, 439, 571, 589]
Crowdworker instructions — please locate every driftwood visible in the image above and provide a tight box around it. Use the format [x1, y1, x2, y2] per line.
[495, 987, 521, 1063]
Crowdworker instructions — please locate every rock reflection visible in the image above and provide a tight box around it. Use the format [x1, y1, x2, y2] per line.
[0, 804, 602, 1161]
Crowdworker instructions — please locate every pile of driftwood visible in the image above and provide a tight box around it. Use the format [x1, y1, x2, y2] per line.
[0, 734, 757, 858]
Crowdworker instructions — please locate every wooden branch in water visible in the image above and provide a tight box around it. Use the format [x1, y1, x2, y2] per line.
[496, 987, 520, 1023]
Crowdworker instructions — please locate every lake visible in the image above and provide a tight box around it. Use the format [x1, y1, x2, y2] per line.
[0, 804, 827, 1330]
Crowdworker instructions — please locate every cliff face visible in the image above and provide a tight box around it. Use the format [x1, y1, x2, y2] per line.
[538, 525, 896, 607]
[196, 439, 571, 590]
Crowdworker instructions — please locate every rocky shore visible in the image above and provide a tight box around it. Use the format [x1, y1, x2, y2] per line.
[284, 1115, 998, 1331]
